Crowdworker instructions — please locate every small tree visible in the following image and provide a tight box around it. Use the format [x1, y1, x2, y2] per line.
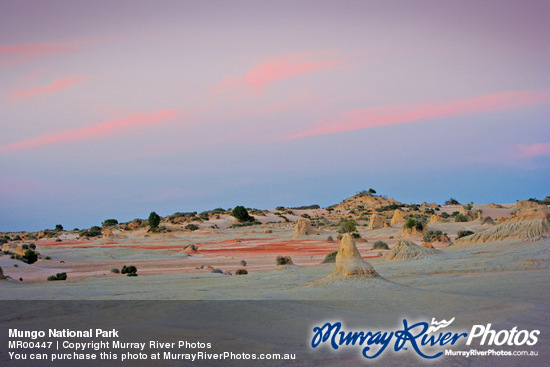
[445, 198, 460, 205]
[368, 188, 376, 194]
[340, 219, 357, 233]
[21, 249, 38, 264]
[231, 206, 253, 222]
[55, 224, 63, 231]
[102, 219, 118, 227]
[148, 212, 161, 229]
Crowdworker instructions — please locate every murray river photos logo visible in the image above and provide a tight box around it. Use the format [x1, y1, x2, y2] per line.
[311, 317, 540, 359]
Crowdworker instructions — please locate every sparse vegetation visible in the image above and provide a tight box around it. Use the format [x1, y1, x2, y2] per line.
[276, 256, 292, 265]
[102, 219, 118, 227]
[185, 224, 199, 231]
[231, 206, 254, 222]
[323, 251, 338, 263]
[148, 212, 161, 229]
[80, 226, 102, 237]
[482, 217, 495, 225]
[21, 249, 38, 264]
[120, 265, 137, 276]
[454, 213, 468, 222]
[423, 230, 444, 242]
[403, 218, 424, 232]
[340, 219, 357, 233]
[47, 272, 67, 281]
[372, 241, 389, 250]
[445, 198, 460, 205]
[457, 230, 475, 239]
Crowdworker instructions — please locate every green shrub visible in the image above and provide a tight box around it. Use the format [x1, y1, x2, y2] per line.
[126, 272, 138, 277]
[111, 268, 120, 274]
[445, 198, 460, 205]
[440, 212, 450, 219]
[423, 230, 443, 242]
[47, 272, 67, 281]
[45, 256, 51, 260]
[21, 249, 38, 264]
[301, 213, 311, 219]
[55, 224, 64, 231]
[80, 226, 102, 237]
[199, 212, 209, 220]
[276, 256, 292, 265]
[454, 214, 468, 222]
[148, 212, 161, 229]
[327, 236, 334, 242]
[457, 230, 475, 239]
[231, 206, 254, 222]
[185, 224, 199, 231]
[372, 241, 389, 250]
[28, 243, 36, 250]
[351, 232, 361, 239]
[404, 218, 423, 231]
[211, 268, 223, 274]
[121, 265, 137, 275]
[102, 219, 118, 227]
[340, 219, 357, 233]
[235, 269, 248, 275]
[240, 260, 247, 266]
[482, 217, 494, 225]
[323, 251, 338, 263]
[21, 244, 29, 250]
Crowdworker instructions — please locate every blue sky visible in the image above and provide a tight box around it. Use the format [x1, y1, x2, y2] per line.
[1, 1, 549, 231]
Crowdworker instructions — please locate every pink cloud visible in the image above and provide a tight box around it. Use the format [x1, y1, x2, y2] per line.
[10, 75, 90, 100]
[515, 142, 550, 158]
[212, 52, 344, 93]
[0, 44, 75, 67]
[0, 109, 181, 154]
[285, 90, 550, 140]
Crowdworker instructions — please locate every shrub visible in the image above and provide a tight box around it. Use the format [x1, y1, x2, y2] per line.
[55, 224, 63, 231]
[55, 238, 62, 242]
[47, 272, 67, 281]
[440, 212, 450, 219]
[240, 260, 247, 266]
[235, 269, 248, 275]
[457, 230, 475, 239]
[185, 224, 199, 231]
[465, 203, 473, 210]
[351, 232, 361, 239]
[231, 206, 254, 222]
[28, 243, 36, 250]
[102, 219, 118, 227]
[323, 251, 338, 263]
[340, 219, 357, 233]
[21, 249, 38, 264]
[482, 217, 495, 225]
[445, 198, 460, 205]
[301, 213, 311, 219]
[45, 256, 51, 260]
[111, 268, 120, 274]
[0, 238, 7, 245]
[80, 226, 102, 237]
[404, 218, 423, 231]
[276, 256, 292, 265]
[211, 268, 223, 274]
[454, 214, 468, 222]
[22, 244, 29, 250]
[423, 230, 443, 242]
[120, 265, 137, 275]
[291, 204, 320, 210]
[372, 241, 389, 250]
[199, 212, 209, 220]
[326, 236, 334, 242]
[148, 212, 161, 229]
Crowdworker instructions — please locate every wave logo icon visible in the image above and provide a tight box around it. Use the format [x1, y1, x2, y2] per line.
[427, 317, 455, 333]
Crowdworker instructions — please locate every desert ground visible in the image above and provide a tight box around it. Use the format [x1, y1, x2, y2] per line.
[1, 194, 549, 366]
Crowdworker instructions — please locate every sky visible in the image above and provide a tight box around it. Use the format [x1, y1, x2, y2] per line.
[1, 0, 549, 231]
